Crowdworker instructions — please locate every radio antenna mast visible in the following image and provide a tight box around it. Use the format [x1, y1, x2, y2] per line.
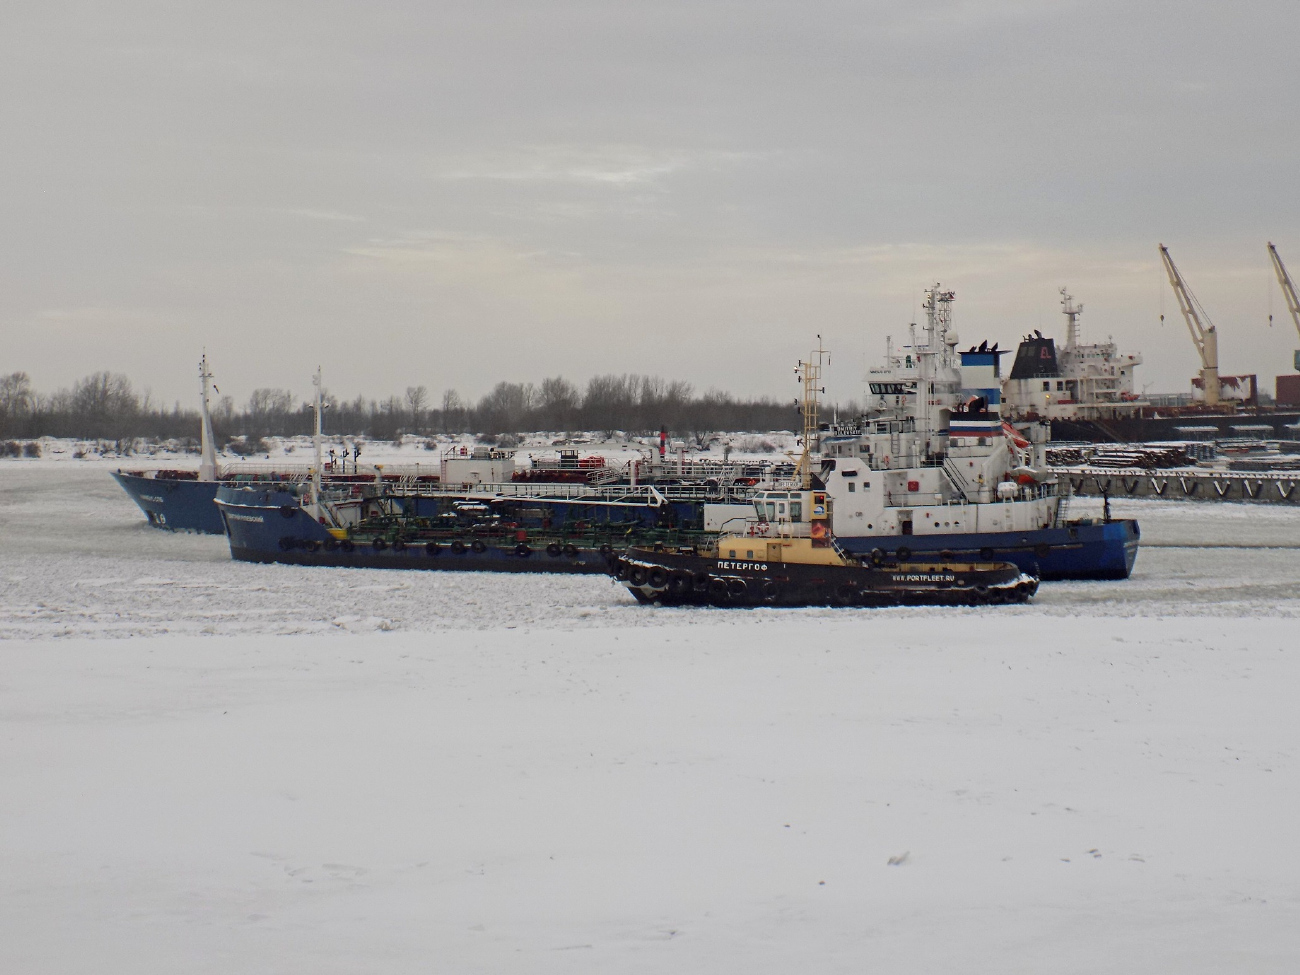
[794, 336, 830, 490]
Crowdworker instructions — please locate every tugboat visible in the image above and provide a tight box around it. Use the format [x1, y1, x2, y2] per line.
[611, 487, 1037, 607]
[611, 348, 1038, 608]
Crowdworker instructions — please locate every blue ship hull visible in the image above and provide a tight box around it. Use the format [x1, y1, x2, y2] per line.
[112, 472, 226, 534]
[837, 519, 1140, 581]
[215, 487, 679, 575]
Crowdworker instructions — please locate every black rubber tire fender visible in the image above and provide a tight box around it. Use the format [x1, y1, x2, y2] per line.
[425, 541, 440, 556]
[563, 543, 579, 558]
[471, 539, 487, 554]
[391, 539, 406, 553]
[340, 539, 355, 553]
[629, 566, 649, 586]
[279, 505, 296, 519]
[726, 577, 748, 598]
[979, 547, 995, 561]
[598, 544, 613, 558]
[707, 577, 730, 602]
[515, 543, 532, 558]
[451, 540, 466, 554]
[546, 542, 563, 558]
[761, 580, 780, 603]
[939, 549, 955, 561]
[835, 583, 857, 606]
[869, 548, 885, 566]
[895, 546, 911, 562]
[372, 537, 387, 551]
[647, 567, 669, 589]
[667, 572, 691, 596]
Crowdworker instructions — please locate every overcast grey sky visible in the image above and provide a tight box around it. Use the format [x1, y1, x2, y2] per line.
[3, 0, 1298, 408]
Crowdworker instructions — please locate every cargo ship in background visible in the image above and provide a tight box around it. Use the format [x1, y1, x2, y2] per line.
[113, 356, 779, 534]
[112, 354, 231, 533]
[111, 356, 438, 533]
[1001, 244, 1300, 442]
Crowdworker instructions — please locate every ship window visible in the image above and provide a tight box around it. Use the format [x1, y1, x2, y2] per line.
[848, 482, 856, 492]
[746, 550, 754, 559]
[1042, 381, 1051, 391]
[728, 549, 736, 558]
[777, 502, 785, 515]
[790, 502, 802, 521]
[1056, 381, 1065, 391]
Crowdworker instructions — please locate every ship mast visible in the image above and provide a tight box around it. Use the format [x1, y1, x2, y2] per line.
[918, 285, 954, 440]
[311, 367, 324, 518]
[1060, 287, 1082, 349]
[1268, 243, 1300, 342]
[198, 353, 218, 482]
[1158, 244, 1221, 407]
[794, 337, 830, 490]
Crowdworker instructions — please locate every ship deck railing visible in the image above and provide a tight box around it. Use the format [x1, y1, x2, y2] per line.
[326, 479, 762, 505]
[219, 462, 440, 480]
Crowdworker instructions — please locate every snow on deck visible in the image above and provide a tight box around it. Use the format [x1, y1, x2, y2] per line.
[1, 464, 1298, 971]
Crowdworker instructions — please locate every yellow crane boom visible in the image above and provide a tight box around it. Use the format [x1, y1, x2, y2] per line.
[1268, 242, 1300, 342]
[1158, 243, 1221, 407]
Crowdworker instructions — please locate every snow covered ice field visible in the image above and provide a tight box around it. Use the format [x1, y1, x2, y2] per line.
[2, 461, 1299, 972]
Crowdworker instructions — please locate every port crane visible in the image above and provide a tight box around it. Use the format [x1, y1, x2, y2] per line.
[1267, 242, 1300, 343]
[1159, 243, 1221, 407]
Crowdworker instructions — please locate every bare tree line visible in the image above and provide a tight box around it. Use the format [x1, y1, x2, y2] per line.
[0, 370, 820, 442]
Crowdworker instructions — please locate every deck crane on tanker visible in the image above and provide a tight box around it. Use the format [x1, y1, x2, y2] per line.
[1159, 243, 1222, 407]
[1268, 242, 1300, 343]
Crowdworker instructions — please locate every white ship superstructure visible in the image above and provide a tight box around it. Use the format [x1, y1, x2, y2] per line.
[1002, 288, 1145, 420]
[822, 286, 1063, 547]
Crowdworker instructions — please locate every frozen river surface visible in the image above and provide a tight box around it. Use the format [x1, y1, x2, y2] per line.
[2, 462, 1299, 972]
[3, 463, 1300, 638]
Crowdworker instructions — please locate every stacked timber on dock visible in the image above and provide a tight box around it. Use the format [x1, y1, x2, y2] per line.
[1088, 444, 1191, 469]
